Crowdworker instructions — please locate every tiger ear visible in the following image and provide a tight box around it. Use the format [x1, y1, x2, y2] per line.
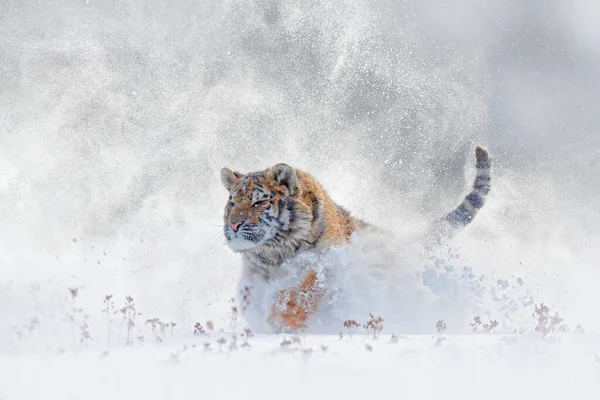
[269, 163, 297, 195]
[220, 167, 243, 191]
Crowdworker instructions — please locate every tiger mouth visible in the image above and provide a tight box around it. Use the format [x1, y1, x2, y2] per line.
[225, 228, 266, 252]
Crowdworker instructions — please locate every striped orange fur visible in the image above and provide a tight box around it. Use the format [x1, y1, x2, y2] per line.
[220, 146, 491, 332]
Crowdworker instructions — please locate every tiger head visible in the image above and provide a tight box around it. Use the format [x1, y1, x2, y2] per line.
[220, 163, 312, 253]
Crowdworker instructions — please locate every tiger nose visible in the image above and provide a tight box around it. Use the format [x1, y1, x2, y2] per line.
[229, 220, 244, 232]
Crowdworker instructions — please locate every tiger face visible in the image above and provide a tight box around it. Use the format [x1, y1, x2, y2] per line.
[220, 163, 304, 253]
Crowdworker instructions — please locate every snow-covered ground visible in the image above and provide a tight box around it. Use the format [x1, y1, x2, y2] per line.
[3, 331, 600, 400]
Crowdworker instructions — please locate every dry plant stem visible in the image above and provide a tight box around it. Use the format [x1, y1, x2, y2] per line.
[343, 320, 360, 338]
[470, 316, 498, 333]
[120, 296, 138, 345]
[363, 314, 384, 339]
[194, 322, 205, 335]
[68, 288, 79, 348]
[66, 287, 93, 349]
[80, 316, 91, 347]
[145, 318, 168, 343]
[102, 295, 115, 347]
[534, 303, 567, 335]
[436, 319, 447, 334]
[470, 316, 482, 332]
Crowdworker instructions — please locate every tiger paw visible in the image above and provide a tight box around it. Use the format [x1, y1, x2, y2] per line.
[268, 288, 309, 331]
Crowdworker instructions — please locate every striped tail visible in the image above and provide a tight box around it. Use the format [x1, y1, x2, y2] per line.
[425, 145, 492, 249]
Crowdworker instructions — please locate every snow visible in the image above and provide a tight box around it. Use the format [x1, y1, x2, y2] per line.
[2, 332, 600, 400]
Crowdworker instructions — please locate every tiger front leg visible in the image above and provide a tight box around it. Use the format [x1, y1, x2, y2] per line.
[267, 269, 326, 332]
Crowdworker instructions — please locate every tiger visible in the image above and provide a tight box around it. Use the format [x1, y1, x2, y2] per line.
[220, 145, 491, 333]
